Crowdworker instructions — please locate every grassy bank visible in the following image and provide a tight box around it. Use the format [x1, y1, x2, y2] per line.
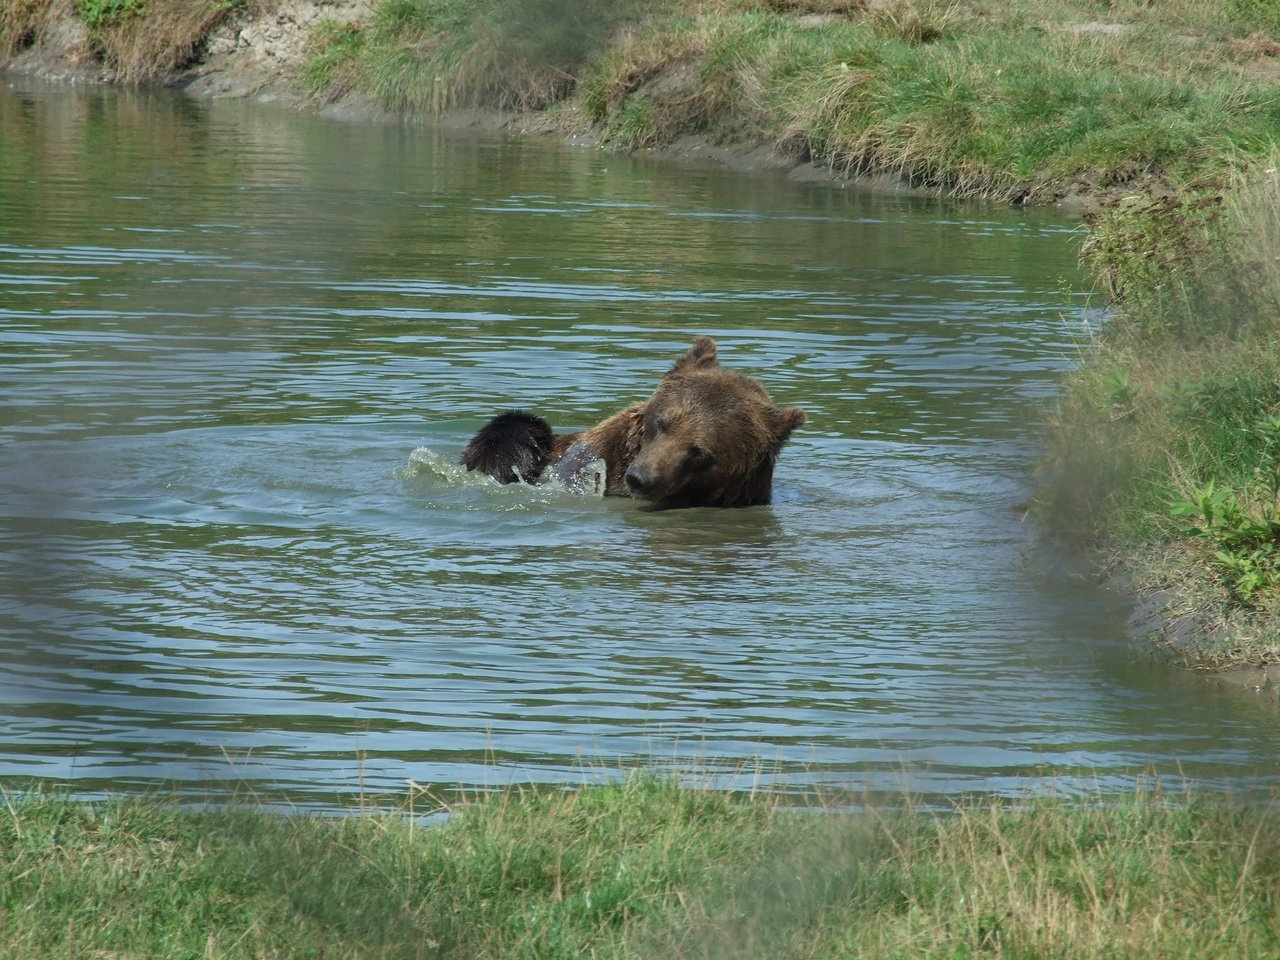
[297, 0, 1280, 204]
[1043, 170, 1280, 668]
[5, 0, 1280, 664]
[5, 774, 1280, 958]
[0, 0, 260, 84]
[8, 2, 1280, 204]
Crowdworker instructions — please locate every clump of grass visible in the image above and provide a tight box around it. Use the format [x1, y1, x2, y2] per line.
[76, 0, 250, 83]
[1040, 161, 1280, 651]
[867, 0, 962, 45]
[5, 775, 1280, 959]
[0, 0, 64, 57]
[581, 14, 779, 148]
[301, 18, 366, 104]
[305, 0, 646, 113]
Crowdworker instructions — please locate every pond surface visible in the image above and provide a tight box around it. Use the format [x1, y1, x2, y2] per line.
[3, 76, 1279, 807]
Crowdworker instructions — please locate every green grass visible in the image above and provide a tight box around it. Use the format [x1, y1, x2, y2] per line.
[304, 0, 651, 113]
[76, 0, 145, 29]
[301, 18, 367, 102]
[4, 774, 1280, 958]
[1038, 165, 1280, 660]
[299, 0, 1280, 204]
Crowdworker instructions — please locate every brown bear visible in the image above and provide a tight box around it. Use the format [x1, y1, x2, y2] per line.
[460, 337, 805, 508]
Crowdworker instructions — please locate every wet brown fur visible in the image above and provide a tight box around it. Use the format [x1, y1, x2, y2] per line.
[462, 337, 805, 508]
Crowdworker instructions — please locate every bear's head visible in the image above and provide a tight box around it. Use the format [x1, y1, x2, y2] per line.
[623, 337, 805, 508]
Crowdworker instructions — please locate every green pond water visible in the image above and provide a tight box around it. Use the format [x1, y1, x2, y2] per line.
[2, 75, 1278, 807]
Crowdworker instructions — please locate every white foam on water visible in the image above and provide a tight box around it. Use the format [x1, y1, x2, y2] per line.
[399, 445, 609, 499]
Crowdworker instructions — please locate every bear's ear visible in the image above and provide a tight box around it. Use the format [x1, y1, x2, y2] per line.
[669, 336, 718, 374]
[773, 406, 806, 443]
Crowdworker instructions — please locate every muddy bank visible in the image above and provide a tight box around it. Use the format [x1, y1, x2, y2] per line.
[1127, 588, 1280, 696]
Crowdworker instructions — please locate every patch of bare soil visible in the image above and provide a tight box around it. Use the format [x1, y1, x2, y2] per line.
[3, 0, 371, 97]
[179, 0, 371, 102]
[1132, 594, 1280, 697]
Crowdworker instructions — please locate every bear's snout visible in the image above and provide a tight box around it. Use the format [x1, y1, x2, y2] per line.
[624, 464, 654, 495]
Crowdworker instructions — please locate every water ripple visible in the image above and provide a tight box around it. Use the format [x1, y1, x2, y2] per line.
[4, 77, 1279, 807]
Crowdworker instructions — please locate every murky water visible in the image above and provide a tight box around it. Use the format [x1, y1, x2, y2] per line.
[3, 76, 1279, 807]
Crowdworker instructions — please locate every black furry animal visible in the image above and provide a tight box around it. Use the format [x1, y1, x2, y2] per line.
[459, 410, 554, 485]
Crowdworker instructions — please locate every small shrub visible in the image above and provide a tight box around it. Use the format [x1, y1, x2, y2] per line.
[607, 93, 658, 148]
[301, 19, 365, 102]
[1169, 476, 1280, 604]
[78, 0, 145, 28]
[868, 0, 962, 45]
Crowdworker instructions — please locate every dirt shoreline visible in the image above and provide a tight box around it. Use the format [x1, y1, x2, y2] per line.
[1125, 584, 1280, 695]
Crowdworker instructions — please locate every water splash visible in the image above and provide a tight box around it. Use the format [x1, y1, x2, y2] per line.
[399, 444, 608, 499]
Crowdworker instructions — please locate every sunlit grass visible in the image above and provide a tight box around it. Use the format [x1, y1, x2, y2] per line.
[297, 0, 1280, 206]
[4, 774, 1280, 958]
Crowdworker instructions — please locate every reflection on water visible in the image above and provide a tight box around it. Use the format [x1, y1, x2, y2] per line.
[3, 75, 1279, 807]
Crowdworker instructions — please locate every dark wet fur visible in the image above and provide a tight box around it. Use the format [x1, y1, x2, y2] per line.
[459, 410, 555, 485]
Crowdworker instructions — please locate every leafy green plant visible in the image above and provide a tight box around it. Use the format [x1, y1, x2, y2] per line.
[77, 0, 145, 28]
[1213, 546, 1277, 602]
[1101, 365, 1139, 409]
[1170, 475, 1280, 604]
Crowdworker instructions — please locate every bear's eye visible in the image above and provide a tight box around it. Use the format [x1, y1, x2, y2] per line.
[687, 445, 713, 466]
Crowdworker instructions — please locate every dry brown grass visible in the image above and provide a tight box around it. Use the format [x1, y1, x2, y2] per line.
[90, 0, 239, 83]
[583, 19, 714, 121]
[867, 0, 962, 44]
[706, 0, 869, 12]
[0, 0, 76, 58]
